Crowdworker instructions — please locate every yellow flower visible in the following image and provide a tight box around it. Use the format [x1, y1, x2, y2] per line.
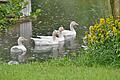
[94, 24, 99, 30]
[100, 18, 105, 24]
[106, 18, 110, 24]
[89, 26, 93, 31]
[112, 27, 117, 33]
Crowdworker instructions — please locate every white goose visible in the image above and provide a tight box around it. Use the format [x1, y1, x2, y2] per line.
[8, 37, 27, 64]
[57, 27, 65, 42]
[37, 26, 64, 41]
[62, 21, 79, 39]
[31, 30, 59, 46]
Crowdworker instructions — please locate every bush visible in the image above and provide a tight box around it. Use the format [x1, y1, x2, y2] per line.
[0, 0, 27, 31]
[0, 0, 41, 33]
[82, 16, 120, 67]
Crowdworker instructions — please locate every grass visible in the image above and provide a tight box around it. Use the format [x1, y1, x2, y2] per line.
[0, 62, 120, 80]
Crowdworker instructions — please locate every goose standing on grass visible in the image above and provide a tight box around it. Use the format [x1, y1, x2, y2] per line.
[8, 37, 27, 65]
[62, 21, 79, 39]
[31, 30, 59, 46]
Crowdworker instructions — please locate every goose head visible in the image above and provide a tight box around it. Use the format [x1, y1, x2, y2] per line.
[18, 37, 27, 45]
[57, 26, 65, 38]
[59, 26, 64, 32]
[70, 21, 79, 27]
[55, 26, 64, 38]
[69, 21, 79, 32]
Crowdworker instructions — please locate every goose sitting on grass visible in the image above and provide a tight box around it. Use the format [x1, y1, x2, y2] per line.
[8, 37, 27, 65]
[31, 30, 60, 46]
[62, 21, 79, 39]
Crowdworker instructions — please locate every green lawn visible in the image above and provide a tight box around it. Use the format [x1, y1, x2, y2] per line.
[0, 62, 120, 80]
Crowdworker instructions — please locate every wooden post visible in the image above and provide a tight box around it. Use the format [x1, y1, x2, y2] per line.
[20, 22, 32, 39]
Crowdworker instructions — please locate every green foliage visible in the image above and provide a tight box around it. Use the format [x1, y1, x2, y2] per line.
[83, 16, 120, 45]
[31, 0, 111, 36]
[30, 9, 41, 19]
[82, 16, 120, 67]
[0, 0, 27, 33]
[0, 0, 41, 34]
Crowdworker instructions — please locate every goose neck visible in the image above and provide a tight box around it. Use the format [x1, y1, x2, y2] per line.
[59, 32, 64, 38]
[70, 24, 75, 31]
[18, 40, 23, 45]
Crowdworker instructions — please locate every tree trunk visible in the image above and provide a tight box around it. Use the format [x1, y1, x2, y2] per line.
[110, 0, 120, 18]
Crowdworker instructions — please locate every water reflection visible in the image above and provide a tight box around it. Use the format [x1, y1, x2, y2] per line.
[65, 37, 78, 50]
[30, 41, 65, 60]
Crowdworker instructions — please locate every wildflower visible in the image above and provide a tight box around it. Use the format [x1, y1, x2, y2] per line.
[89, 26, 93, 31]
[100, 18, 105, 24]
[112, 27, 117, 33]
[106, 18, 110, 24]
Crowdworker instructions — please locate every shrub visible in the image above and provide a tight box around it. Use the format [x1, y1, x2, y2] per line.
[0, 0, 41, 33]
[0, 0, 27, 32]
[82, 16, 120, 67]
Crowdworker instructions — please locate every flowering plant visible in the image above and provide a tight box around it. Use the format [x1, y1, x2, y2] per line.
[82, 16, 120, 66]
[83, 16, 120, 45]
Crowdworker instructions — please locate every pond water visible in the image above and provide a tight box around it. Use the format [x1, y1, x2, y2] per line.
[0, 0, 111, 63]
[0, 22, 81, 63]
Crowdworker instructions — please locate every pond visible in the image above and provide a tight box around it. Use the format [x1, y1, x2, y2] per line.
[0, 22, 81, 63]
[0, 0, 111, 64]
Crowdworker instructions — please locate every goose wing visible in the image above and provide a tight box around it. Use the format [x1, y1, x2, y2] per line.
[10, 46, 23, 53]
[62, 30, 73, 36]
[31, 38, 58, 46]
